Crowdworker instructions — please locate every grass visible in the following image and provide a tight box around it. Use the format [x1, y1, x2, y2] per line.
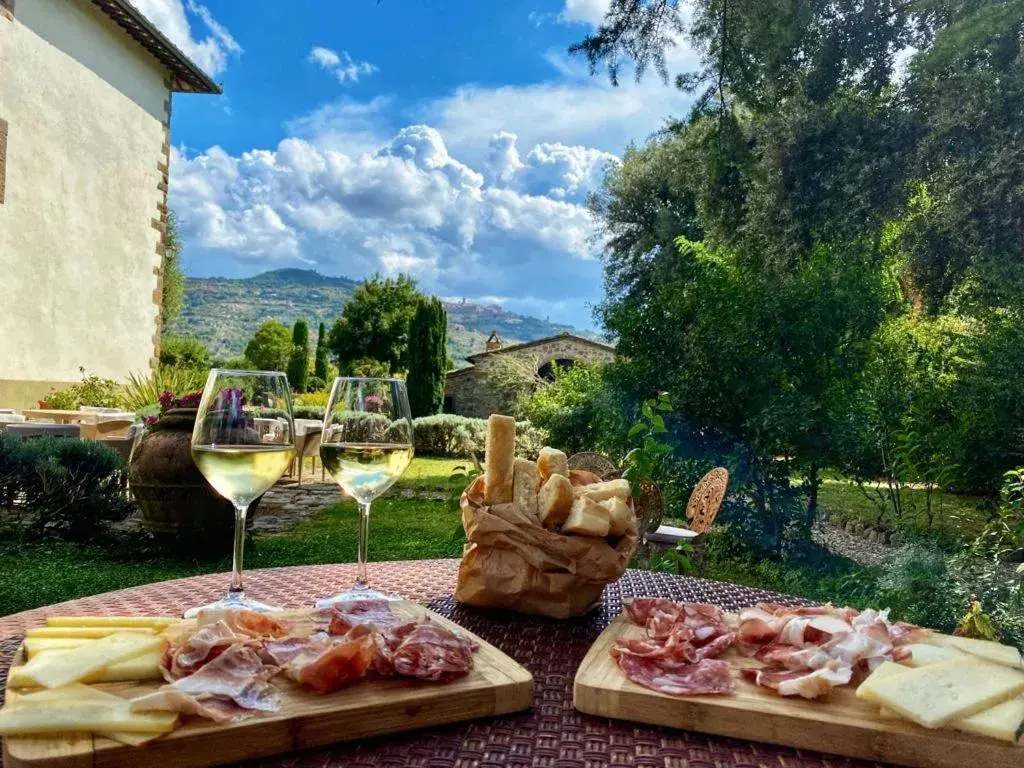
[816, 478, 994, 542]
[291, 455, 467, 492]
[0, 458, 466, 617]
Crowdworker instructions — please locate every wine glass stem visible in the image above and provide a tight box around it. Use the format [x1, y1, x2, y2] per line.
[355, 500, 371, 590]
[229, 502, 248, 600]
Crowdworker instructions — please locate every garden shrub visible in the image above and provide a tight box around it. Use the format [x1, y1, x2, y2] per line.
[411, 415, 547, 458]
[121, 366, 208, 411]
[875, 540, 965, 633]
[294, 390, 330, 408]
[159, 337, 211, 370]
[0, 435, 135, 542]
[38, 369, 124, 410]
[306, 376, 327, 394]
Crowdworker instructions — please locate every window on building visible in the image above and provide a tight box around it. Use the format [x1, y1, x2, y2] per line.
[443, 396, 455, 414]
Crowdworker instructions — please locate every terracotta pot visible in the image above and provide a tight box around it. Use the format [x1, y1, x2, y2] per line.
[128, 408, 260, 540]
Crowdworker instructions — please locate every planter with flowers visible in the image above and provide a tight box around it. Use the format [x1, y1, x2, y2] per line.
[129, 391, 261, 546]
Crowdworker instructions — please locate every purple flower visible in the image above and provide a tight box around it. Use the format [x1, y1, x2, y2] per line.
[144, 415, 159, 426]
[365, 394, 384, 413]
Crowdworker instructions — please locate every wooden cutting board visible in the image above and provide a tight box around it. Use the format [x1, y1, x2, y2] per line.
[3, 602, 533, 768]
[574, 613, 1021, 768]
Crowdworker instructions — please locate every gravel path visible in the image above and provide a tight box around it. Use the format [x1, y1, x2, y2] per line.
[811, 520, 896, 568]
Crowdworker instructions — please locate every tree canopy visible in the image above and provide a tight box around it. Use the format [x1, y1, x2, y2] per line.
[244, 321, 292, 372]
[328, 275, 420, 375]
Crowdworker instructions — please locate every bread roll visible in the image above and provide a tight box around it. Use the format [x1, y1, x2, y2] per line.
[562, 497, 611, 537]
[575, 478, 631, 503]
[538, 474, 574, 528]
[513, 458, 541, 520]
[537, 447, 568, 481]
[568, 469, 603, 487]
[484, 414, 516, 505]
[602, 497, 634, 537]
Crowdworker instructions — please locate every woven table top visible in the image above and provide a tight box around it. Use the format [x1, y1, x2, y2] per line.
[0, 560, 885, 768]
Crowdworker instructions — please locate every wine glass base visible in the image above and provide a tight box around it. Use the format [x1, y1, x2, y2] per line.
[315, 586, 397, 608]
[183, 595, 282, 619]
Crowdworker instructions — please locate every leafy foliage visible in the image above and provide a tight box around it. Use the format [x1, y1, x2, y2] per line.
[287, 319, 310, 393]
[328, 275, 420, 375]
[314, 322, 330, 383]
[244, 321, 292, 372]
[160, 212, 185, 327]
[158, 337, 211, 370]
[407, 297, 448, 417]
[38, 368, 124, 410]
[622, 393, 674, 494]
[0, 435, 135, 542]
[522, 363, 622, 454]
[121, 366, 208, 411]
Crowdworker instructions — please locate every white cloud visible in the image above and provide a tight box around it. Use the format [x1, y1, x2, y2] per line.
[559, 0, 610, 26]
[308, 47, 378, 84]
[127, 0, 241, 77]
[170, 123, 606, 326]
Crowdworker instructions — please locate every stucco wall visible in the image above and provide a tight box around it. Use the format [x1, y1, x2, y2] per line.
[445, 335, 617, 418]
[0, 0, 169, 407]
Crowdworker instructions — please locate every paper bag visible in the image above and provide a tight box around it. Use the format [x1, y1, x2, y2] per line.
[455, 475, 638, 619]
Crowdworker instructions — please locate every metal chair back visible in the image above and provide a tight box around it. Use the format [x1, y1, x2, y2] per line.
[685, 467, 729, 534]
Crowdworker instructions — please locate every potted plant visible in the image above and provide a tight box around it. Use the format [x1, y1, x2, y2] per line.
[129, 391, 262, 547]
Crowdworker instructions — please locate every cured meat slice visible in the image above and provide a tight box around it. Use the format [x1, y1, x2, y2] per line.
[327, 599, 400, 636]
[261, 633, 331, 666]
[740, 661, 852, 699]
[130, 688, 253, 723]
[617, 655, 733, 695]
[288, 634, 376, 694]
[196, 609, 289, 639]
[390, 620, 479, 681]
[172, 644, 281, 712]
[162, 620, 251, 680]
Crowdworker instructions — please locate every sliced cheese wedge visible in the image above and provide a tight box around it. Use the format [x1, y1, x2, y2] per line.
[931, 635, 1024, 670]
[10, 684, 164, 745]
[856, 660, 911, 702]
[904, 642, 967, 668]
[866, 657, 1024, 728]
[0, 701, 177, 735]
[45, 616, 178, 628]
[8, 650, 164, 688]
[951, 696, 1024, 743]
[26, 626, 156, 639]
[19, 632, 165, 689]
[24, 637, 92, 659]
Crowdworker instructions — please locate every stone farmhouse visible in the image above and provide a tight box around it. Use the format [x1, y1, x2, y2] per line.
[444, 332, 617, 418]
[0, 0, 219, 407]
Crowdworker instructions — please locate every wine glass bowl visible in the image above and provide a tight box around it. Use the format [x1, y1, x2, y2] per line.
[187, 370, 295, 617]
[317, 378, 414, 606]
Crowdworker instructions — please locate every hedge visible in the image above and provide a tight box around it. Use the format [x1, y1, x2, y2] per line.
[0, 435, 135, 542]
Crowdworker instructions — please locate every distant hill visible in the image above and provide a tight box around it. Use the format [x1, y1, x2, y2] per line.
[167, 269, 600, 363]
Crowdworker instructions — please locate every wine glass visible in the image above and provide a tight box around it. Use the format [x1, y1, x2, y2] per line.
[316, 377, 414, 606]
[186, 369, 295, 617]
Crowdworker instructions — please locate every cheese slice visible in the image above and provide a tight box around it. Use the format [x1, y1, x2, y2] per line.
[904, 642, 967, 668]
[857, 660, 911, 702]
[24, 637, 92, 659]
[19, 632, 165, 689]
[866, 657, 1024, 728]
[951, 696, 1024, 743]
[10, 685, 164, 745]
[0, 700, 177, 735]
[45, 616, 178, 628]
[8, 650, 164, 688]
[931, 635, 1023, 670]
[25, 626, 156, 639]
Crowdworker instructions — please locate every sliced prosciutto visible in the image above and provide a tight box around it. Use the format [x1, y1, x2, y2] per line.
[740, 661, 852, 699]
[195, 608, 290, 639]
[617, 655, 733, 695]
[161, 620, 253, 680]
[171, 644, 281, 712]
[287, 634, 376, 695]
[326, 599, 400, 636]
[130, 688, 254, 723]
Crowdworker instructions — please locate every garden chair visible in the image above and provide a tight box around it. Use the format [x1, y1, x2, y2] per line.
[0, 413, 27, 429]
[646, 467, 729, 571]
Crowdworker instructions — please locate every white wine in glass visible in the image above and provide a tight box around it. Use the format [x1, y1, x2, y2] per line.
[316, 377, 414, 606]
[187, 370, 295, 618]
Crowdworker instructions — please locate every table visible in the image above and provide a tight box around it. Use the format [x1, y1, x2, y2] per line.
[19, 409, 98, 424]
[0, 560, 866, 768]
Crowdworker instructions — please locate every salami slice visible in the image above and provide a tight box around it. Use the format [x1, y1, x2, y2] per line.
[617, 655, 733, 695]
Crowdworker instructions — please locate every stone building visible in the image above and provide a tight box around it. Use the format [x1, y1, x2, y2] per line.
[444, 332, 616, 418]
[0, 0, 219, 406]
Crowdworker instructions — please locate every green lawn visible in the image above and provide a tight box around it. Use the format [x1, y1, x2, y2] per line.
[816, 478, 994, 542]
[0, 459, 466, 617]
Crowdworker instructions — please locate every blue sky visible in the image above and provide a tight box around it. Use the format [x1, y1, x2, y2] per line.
[136, 0, 698, 329]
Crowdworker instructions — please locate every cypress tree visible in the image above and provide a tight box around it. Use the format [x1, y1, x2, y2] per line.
[314, 322, 329, 382]
[406, 297, 448, 417]
[287, 319, 310, 393]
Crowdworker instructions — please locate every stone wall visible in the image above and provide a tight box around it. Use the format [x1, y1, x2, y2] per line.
[444, 334, 616, 418]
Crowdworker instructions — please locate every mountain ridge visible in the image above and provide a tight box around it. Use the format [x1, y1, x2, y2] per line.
[168, 269, 602, 362]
